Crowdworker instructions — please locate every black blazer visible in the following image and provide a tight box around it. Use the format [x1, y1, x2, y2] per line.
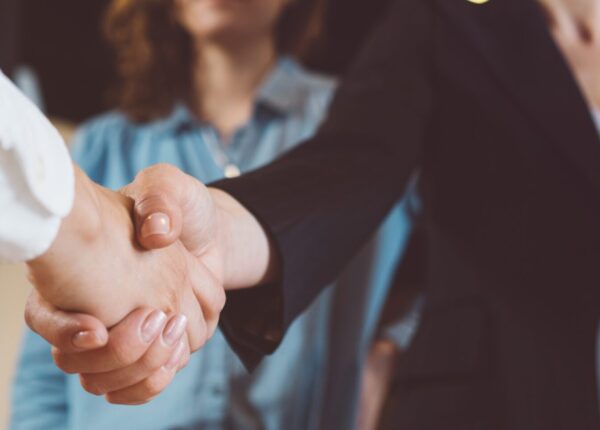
[215, 0, 600, 428]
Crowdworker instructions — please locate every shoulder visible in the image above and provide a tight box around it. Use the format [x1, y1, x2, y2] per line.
[288, 58, 337, 99]
[292, 62, 338, 97]
[282, 58, 339, 122]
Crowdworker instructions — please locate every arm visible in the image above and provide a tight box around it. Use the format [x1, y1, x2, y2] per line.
[0, 69, 224, 404]
[211, 0, 435, 367]
[0, 69, 74, 263]
[20, 0, 434, 396]
[79, 0, 435, 369]
[24, 165, 227, 404]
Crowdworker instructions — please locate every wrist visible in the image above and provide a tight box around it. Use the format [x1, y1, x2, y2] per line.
[208, 188, 277, 290]
[28, 167, 139, 326]
[28, 165, 102, 271]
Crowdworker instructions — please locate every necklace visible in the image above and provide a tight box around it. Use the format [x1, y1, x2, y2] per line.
[201, 128, 241, 178]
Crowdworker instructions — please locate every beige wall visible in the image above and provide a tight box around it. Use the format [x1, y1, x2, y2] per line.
[0, 264, 31, 430]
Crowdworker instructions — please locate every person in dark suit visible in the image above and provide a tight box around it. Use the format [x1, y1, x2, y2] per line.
[26, 0, 600, 428]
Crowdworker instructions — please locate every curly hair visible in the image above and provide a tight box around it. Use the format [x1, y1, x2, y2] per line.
[104, 0, 327, 122]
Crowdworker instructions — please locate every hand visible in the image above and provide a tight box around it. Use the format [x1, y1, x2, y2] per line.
[25, 165, 226, 403]
[123, 163, 276, 290]
[26, 290, 191, 404]
[356, 339, 400, 430]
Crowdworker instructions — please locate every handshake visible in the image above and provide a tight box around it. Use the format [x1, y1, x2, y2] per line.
[25, 163, 273, 405]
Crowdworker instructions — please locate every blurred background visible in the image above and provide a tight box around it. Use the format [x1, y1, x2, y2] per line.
[0, 0, 391, 427]
[1, 0, 391, 122]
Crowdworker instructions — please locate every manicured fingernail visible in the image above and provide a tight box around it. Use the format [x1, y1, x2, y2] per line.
[141, 213, 170, 238]
[165, 340, 186, 370]
[141, 310, 167, 343]
[72, 330, 107, 349]
[163, 315, 187, 346]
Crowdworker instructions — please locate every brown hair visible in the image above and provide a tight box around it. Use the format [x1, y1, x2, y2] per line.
[104, 0, 327, 123]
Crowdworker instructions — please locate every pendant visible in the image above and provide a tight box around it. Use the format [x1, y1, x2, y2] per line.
[224, 164, 241, 178]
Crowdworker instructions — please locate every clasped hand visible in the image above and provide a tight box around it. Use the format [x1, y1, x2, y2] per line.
[25, 164, 227, 405]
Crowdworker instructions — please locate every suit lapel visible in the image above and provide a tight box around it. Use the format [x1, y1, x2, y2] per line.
[438, 0, 600, 194]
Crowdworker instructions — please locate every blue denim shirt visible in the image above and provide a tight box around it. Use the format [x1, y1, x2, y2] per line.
[11, 58, 416, 430]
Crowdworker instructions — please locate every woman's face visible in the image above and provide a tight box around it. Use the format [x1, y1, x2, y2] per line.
[174, 0, 290, 44]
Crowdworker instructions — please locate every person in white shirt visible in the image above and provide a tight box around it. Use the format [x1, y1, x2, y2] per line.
[0, 70, 74, 263]
[0, 69, 227, 404]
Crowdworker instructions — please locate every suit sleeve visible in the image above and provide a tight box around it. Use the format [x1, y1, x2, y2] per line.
[213, 0, 435, 369]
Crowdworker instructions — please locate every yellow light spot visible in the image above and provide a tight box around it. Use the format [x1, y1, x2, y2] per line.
[467, 0, 489, 4]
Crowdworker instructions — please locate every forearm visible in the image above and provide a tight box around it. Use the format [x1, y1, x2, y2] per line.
[27, 165, 139, 327]
[358, 340, 400, 430]
[28, 165, 101, 266]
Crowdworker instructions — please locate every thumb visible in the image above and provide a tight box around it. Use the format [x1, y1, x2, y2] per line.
[121, 164, 184, 250]
[134, 193, 183, 250]
[122, 163, 213, 253]
[25, 290, 109, 353]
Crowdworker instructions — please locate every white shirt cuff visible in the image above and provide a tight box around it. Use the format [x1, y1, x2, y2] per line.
[0, 70, 74, 262]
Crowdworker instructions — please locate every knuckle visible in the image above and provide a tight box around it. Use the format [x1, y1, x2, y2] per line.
[154, 163, 180, 177]
[23, 300, 47, 339]
[105, 395, 124, 405]
[109, 340, 137, 367]
[79, 375, 105, 396]
[136, 163, 178, 184]
[206, 318, 219, 340]
[23, 306, 36, 332]
[201, 278, 225, 315]
[141, 372, 168, 397]
[106, 394, 152, 406]
[51, 349, 77, 374]
[139, 349, 168, 372]
[189, 324, 208, 353]
[189, 339, 205, 353]
[178, 348, 191, 371]
[215, 286, 226, 313]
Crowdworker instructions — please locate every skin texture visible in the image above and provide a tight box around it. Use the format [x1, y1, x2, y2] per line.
[24, 0, 288, 405]
[30, 0, 600, 410]
[26, 165, 227, 404]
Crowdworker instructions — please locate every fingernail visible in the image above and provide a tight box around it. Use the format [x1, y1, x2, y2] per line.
[72, 330, 106, 349]
[141, 310, 167, 343]
[165, 340, 186, 370]
[163, 315, 187, 346]
[141, 213, 170, 238]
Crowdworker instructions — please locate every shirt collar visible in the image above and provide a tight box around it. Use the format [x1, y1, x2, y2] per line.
[255, 56, 309, 116]
[154, 103, 196, 135]
[159, 56, 309, 133]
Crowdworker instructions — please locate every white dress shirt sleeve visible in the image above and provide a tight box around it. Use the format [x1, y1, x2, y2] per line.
[0, 70, 74, 263]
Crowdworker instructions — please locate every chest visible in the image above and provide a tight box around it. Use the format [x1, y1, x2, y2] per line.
[417, 3, 600, 260]
[100, 112, 321, 191]
[559, 47, 600, 110]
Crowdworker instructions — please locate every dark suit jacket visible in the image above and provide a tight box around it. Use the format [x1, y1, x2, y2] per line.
[0, 0, 20, 74]
[214, 0, 600, 428]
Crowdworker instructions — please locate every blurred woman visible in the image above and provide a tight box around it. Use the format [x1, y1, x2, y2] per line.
[10, 0, 415, 429]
